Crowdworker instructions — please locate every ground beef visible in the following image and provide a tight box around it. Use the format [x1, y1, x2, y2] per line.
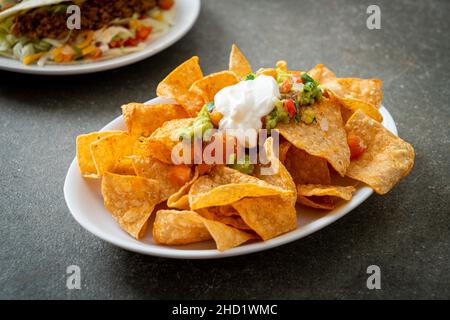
[12, 0, 157, 40]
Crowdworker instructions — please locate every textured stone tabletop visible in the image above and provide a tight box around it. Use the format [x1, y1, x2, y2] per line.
[0, 0, 449, 299]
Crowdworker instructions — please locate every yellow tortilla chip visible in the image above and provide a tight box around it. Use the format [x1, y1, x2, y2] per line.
[168, 195, 190, 211]
[90, 132, 133, 177]
[278, 140, 291, 164]
[153, 210, 255, 251]
[339, 103, 354, 124]
[325, 78, 383, 109]
[156, 56, 205, 115]
[232, 196, 297, 240]
[256, 67, 277, 79]
[296, 184, 356, 210]
[229, 44, 252, 79]
[202, 218, 256, 251]
[284, 146, 331, 185]
[232, 138, 297, 240]
[196, 207, 251, 231]
[276, 98, 350, 176]
[76, 131, 122, 178]
[189, 71, 239, 102]
[327, 91, 383, 122]
[113, 156, 135, 175]
[189, 166, 293, 210]
[167, 167, 199, 210]
[297, 184, 355, 200]
[102, 173, 160, 239]
[256, 137, 297, 205]
[309, 64, 383, 116]
[132, 156, 192, 201]
[153, 210, 212, 245]
[296, 195, 334, 210]
[344, 110, 415, 194]
[308, 64, 336, 84]
[146, 118, 195, 164]
[122, 103, 189, 138]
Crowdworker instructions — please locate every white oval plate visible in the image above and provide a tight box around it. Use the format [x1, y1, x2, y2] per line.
[64, 97, 398, 259]
[0, 0, 200, 75]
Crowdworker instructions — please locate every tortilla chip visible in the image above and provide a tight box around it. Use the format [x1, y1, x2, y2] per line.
[296, 195, 335, 210]
[232, 196, 297, 240]
[278, 140, 291, 164]
[309, 64, 383, 113]
[132, 156, 191, 201]
[122, 103, 189, 138]
[276, 98, 350, 176]
[327, 91, 383, 122]
[256, 67, 277, 78]
[284, 146, 331, 185]
[76, 131, 122, 178]
[344, 110, 415, 194]
[102, 173, 160, 239]
[232, 138, 297, 240]
[322, 77, 383, 109]
[189, 166, 293, 210]
[153, 210, 255, 251]
[298, 184, 355, 200]
[229, 44, 252, 79]
[196, 207, 251, 230]
[189, 71, 239, 102]
[90, 132, 134, 177]
[167, 167, 199, 210]
[308, 64, 336, 84]
[153, 210, 212, 245]
[202, 218, 255, 251]
[296, 184, 356, 210]
[339, 104, 354, 124]
[113, 156, 135, 175]
[256, 137, 297, 204]
[146, 118, 195, 164]
[156, 56, 205, 115]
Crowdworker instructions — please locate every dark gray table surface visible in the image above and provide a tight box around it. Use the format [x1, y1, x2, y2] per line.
[1, 0, 449, 299]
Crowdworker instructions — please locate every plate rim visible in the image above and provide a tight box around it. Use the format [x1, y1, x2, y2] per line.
[0, 0, 200, 75]
[64, 98, 397, 259]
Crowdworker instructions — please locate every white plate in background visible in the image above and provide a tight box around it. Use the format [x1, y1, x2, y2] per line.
[0, 0, 200, 75]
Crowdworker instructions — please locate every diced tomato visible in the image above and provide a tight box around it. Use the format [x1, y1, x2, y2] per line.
[280, 78, 293, 93]
[109, 39, 124, 48]
[124, 37, 140, 47]
[207, 134, 236, 163]
[197, 163, 212, 175]
[284, 99, 297, 118]
[159, 0, 174, 10]
[61, 54, 74, 62]
[191, 142, 204, 164]
[136, 26, 152, 41]
[90, 48, 102, 60]
[168, 165, 192, 188]
[347, 134, 367, 160]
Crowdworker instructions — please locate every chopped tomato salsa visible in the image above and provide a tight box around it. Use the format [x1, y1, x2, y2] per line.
[347, 134, 367, 160]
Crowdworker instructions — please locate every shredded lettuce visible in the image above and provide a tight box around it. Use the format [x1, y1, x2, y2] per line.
[32, 39, 51, 52]
[51, 4, 69, 14]
[12, 42, 35, 60]
[0, 15, 14, 34]
[0, 16, 15, 51]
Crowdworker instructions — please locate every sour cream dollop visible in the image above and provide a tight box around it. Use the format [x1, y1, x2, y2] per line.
[214, 75, 280, 146]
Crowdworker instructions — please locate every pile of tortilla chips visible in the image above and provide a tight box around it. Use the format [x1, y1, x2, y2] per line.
[75, 45, 414, 251]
